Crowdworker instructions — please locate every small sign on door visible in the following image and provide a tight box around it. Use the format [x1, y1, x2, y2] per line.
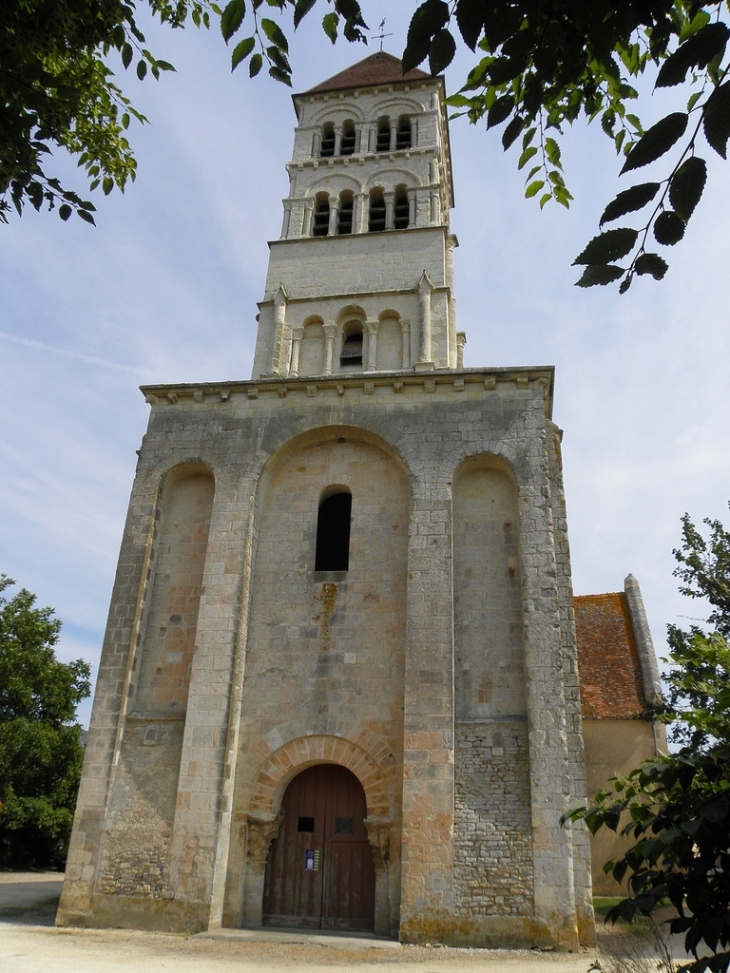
[305, 849, 320, 872]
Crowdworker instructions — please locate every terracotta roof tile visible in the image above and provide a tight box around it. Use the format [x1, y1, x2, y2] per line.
[574, 592, 646, 719]
[305, 51, 431, 94]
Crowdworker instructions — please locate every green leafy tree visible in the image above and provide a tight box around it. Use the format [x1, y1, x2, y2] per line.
[7, 0, 730, 292]
[0, 575, 90, 869]
[564, 507, 730, 973]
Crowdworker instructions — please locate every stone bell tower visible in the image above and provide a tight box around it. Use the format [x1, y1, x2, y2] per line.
[252, 51, 460, 380]
[58, 52, 595, 950]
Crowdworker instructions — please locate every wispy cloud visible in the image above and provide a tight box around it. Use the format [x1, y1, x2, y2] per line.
[0, 330, 152, 377]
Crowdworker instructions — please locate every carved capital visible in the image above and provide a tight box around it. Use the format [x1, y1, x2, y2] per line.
[245, 813, 284, 863]
[364, 816, 391, 870]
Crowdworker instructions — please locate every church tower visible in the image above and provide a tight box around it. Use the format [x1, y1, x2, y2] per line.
[58, 52, 595, 949]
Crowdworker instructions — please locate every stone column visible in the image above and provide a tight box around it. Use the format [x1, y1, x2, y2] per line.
[430, 190, 440, 224]
[311, 132, 321, 156]
[365, 817, 392, 937]
[416, 271, 434, 370]
[400, 319, 411, 369]
[302, 201, 313, 237]
[268, 284, 288, 376]
[280, 204, 292, 239]
[367, 126, 376, 153]
[411, 118, 418, 148]
[365, 318, 379, 372]
[354, 192, 367, 234]
[289, 327, 303, 377]
[323, 323, 337, 375]
[456, 331, 467, 368]
[241, 814, 284, 927]
[328, 197, 340, 237]
[384, 191, 395, 231]
[333, 125, 342, 157]
[408, 193, 416, 227]
[389, 119, 398, 151]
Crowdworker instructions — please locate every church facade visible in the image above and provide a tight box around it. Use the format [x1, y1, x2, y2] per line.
[58, 52, 617, 948]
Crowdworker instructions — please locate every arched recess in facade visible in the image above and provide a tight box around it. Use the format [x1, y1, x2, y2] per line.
[450, 453, 535, 922]
[223, 425, 410, 936]
[96, 461, 216, 900]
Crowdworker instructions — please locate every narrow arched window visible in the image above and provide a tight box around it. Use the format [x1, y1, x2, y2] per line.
[340, 328, 363, 367]
[341, 120, 356, 156]
[394, 186, 409, 229]
[396, 116, 412, 150]
[338, 191, 353, 235]
[376, 116, 390, 152]
[313, 194, 330, 237]
[320, 122, 335, 158]
[315, 491, 352, 571]
[368, 188, 385, 232]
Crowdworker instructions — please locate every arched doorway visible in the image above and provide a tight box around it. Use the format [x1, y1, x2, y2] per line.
[262, 764, 375, 930]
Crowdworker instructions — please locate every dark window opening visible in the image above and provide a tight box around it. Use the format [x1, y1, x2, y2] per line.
[376, 117, 390, 152]
[368, 190, 386, 232]
[315, 491, 352, 571]
[341, 121, 356, 156]
[340, 331, 363, 367]
[298, 816, 315, 832]
[396, 116, 412, 150]
[313, 196, 330, 237]
[394, 188, 409, 229]
[338, 194, 353, 235]
[335, 816, 354, 834]
[320, 123, 335, 158]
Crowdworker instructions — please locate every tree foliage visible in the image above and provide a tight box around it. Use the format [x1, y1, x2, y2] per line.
[0, 575, 90, 869]
[6, 0, 730, 292]
[564, 507, 730, 973]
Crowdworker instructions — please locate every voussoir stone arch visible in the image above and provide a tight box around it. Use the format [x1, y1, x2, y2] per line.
[310, 103, 367, 126]
[365, 168, 420, 192]
[306, 173, 363, 196]
[369, 95, 425, 119]
[249, 733, 394, 818]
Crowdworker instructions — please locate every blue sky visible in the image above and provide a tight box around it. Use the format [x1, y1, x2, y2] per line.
[2, 4, 729, 727]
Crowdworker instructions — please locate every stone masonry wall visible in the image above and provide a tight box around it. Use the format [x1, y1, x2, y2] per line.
[454, 722, 533, 916]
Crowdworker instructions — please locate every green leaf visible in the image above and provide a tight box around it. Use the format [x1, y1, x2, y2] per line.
[654, 210, 685, 245]
[249, 52, 263, 76]
[322, 11, 338, 43]
[669, 157, 707, 221]
[455, 0, 484, 51]
[517, 145, 538, 170]
[575, 265, 625, 287]
[487, 94, 515, 129]
[502, 114, 524, 150]
[574, 228, 639, 265]
[122, 43, 133, 69]
[545, 137, 561, 167]
[525, 180, 544, 198]
[703, 81, 730, 159]
[136, 59, 147, 80]
[600, 183, 661, 226]
[539, 193, 552, 209]
[231, 36, 255, 70]
[261, 18, 288, 52]
[221, 0, 246, 42]
[635, 253, 668, 279]
[656, 23, 729, 88]
[269, 65, 292, 86]
[58, 204, 72, 222]
[403, 0, 449, 73]
[621, 113, 688, 174]
[77, 209, 96, 226]
[293, 0, 316, 28]
[429, 28, 456, 75]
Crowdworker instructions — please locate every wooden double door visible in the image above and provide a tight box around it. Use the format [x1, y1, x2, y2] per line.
[262, 764, 375, 930]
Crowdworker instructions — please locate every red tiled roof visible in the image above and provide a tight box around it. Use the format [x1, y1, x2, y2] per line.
[574, 592, 646, 720]
[306, 51, 431, 94]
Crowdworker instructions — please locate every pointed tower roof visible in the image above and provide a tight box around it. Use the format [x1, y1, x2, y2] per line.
[306, 51, 431, 94]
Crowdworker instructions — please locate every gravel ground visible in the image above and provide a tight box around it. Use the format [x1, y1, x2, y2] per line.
[0, 872, 666, 973]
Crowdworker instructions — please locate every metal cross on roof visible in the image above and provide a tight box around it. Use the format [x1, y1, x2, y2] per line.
[372, 19, 393, 51]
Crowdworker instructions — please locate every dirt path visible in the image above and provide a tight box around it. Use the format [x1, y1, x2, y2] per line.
[0, 872, 646, 973]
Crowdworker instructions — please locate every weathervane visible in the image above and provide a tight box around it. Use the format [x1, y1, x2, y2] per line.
[372, 18, 393, 51]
